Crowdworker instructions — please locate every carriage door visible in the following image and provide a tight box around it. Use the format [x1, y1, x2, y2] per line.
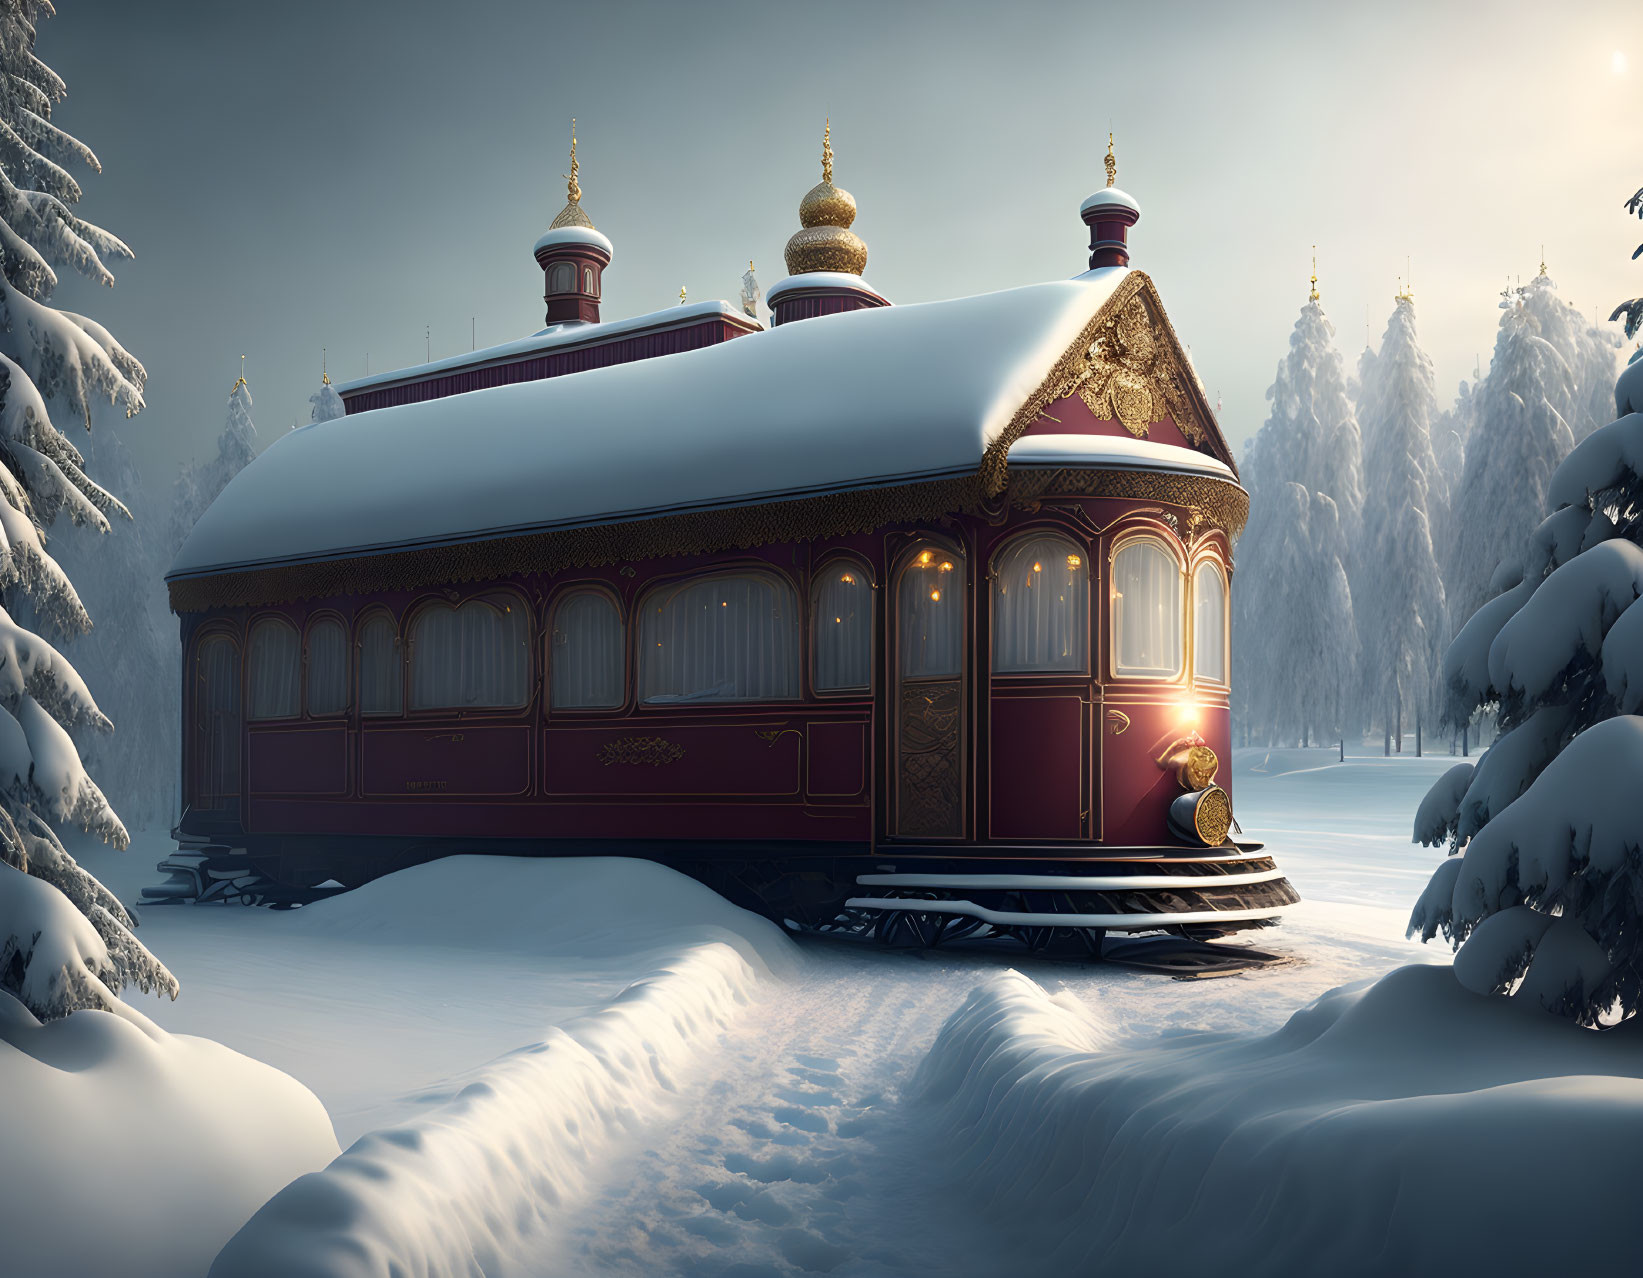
[986, 535, 1091, 841]
[192, 634, 242, 815]
[892, 546, 965, 837]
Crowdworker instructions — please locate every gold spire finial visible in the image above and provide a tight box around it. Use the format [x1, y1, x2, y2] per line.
[564, 118, 581, 205]
[821, 117, 834, 184]
[232, 353, 247, 392]
[679, 285, 687, 305]
[321, 347, 330, 385]
[1539, 245, 1547, 277]
[1104, 132, 1116, 188]
[1309, 246, 1319, 301]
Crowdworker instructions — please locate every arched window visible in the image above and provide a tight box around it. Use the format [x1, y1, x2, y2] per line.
[899, 547, 964, 678]
[583, 266, 596, 295]
[358, 613, 403, 716]
[551, 590, 625, 709]
[1111, 536, 1184, 679]
[247, 617, 300, 719]
[547, 261, 574, 293]
[992, 534, 1088, 674]
[305, 617, 348, 716]
[812, 563, 872, 693]
[1193, 559, 1228, 684]
[409, 597, 531, 710]
[639, 572, 799, 702]
[193, 634, 240, 808]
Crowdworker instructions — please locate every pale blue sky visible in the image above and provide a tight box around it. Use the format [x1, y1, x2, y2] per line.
[44, 0, 1643, 489]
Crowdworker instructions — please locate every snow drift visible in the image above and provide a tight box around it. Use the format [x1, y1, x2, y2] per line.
[210, 856, 797, 1278]
[0, 992, 338, 1278]
[915, 964, 1643, 1277]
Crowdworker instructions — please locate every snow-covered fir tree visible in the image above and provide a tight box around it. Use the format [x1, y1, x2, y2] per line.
[170, 371, 257, 557]
[0, 1, 175, 1020]
[1410, 180, 1643, 1025]
[1354, 293, 1446, 747]
[1446, 277, 1579, 631]
[1233, 279, 1362, 745]
[309, 370, 343, 425]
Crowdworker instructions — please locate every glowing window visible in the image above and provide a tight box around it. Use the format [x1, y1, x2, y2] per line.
[1193, 560, 1228, 684]
[899, 548, 964, 678]
[992, 535, 1088, 674]
[639, 573, 799, 703]
[1111, 537, 1184, 678]
[812, 565, 872, 692]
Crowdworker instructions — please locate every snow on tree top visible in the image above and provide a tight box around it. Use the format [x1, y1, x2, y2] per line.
[170, 268, 1226, 579]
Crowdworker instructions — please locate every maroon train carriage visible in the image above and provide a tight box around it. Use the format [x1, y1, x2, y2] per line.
[160, 144, 1298, 951]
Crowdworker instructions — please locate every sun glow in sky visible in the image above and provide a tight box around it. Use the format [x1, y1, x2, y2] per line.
[1616, 50, 1630, 74]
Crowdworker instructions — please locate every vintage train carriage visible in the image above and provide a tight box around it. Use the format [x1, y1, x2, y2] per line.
[164, 157, 1296, 946]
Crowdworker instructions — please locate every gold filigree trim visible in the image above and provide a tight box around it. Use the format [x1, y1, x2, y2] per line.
[596, 736, 685, 767]
[168, 466, 1245, 613]
[978, 271, 1232, 496]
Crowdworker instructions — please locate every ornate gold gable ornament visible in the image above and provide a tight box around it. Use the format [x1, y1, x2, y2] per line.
[979, 271, 1220, 498]
[1045, 291, 1201, 443]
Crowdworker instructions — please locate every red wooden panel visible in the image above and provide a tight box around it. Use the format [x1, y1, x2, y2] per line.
[988, 695, 1085, 840]
[361, 724, 532, 797]
[544, 724, 801, 797]
[1100, 699, 1219, 845]
[248, 725, 348, 797]
[806, 721, 867, 798]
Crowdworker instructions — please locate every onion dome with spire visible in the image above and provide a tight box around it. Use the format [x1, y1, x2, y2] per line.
[1079, 134, 1142, 271]
[768, 121, 889, 327]
[533, 120, 614, 328]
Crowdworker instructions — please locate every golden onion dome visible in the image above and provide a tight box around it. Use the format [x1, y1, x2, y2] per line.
[783, 120, 867, 276]
[799, 179, 856, 230]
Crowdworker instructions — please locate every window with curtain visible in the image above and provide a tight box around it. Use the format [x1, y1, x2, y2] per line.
[1193, 560, 1228, 684]
[305, 617, 348, 716]
[547, 261, 574, 293]
[639, 572, 799, 702]
[583, 267, 596, 294]
[247, 617, 300, 719]
[358, 614, 403, 715]
[551, 591, 625, 709]
[1112, 537, 1183, 678]
[992, 535, 1088, 674]
[812, 564, 872, 692]
[409, 597, 531, 710]
[899, 547, 964, 678]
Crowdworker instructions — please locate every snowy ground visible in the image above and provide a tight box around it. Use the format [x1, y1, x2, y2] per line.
[68, 744, 1578, 1277]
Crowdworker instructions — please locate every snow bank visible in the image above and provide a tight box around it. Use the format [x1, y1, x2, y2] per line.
[0, 993, 338, 1278]
[211, 856, 796, 1278]
[280, 853, 795, 972]
[914, 964, 1643, 1277]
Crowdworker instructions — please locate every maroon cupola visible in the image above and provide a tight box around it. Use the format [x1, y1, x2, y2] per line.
[1080, 133, 1141, 270]
[532, 122, 614, 328]
[767, 121, 889, 327]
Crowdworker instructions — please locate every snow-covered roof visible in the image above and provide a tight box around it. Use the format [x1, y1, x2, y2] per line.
[765, 272, 889, 305]
[1079, 187, 1140, 217]
[532, 224, 614, 258]
[172, 267, 1231, 581]
[335, 300, 759, 399]
[1007, 434, 1232, 478]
